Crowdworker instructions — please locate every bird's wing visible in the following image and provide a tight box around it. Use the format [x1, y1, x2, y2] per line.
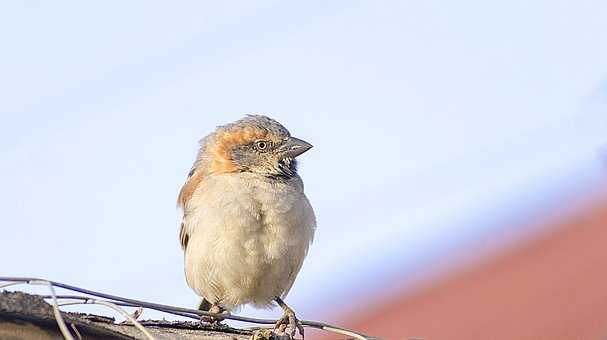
[179, 221, 190, 251]
[178, 166, 204, 209]
[177, 165, 205, 250]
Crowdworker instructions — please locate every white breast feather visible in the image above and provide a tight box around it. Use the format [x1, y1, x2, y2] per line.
[182, 172, 316, 310]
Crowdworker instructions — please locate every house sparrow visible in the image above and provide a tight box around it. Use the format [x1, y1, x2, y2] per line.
[178, 115, 316, 338]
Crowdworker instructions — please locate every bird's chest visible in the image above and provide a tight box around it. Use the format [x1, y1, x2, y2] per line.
[189, 175, 312, 261]
[184, 174, 314, 305]
[225, 184, 307, 259]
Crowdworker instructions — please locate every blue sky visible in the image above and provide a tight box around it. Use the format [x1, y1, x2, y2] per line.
[1, 1, 607, 324]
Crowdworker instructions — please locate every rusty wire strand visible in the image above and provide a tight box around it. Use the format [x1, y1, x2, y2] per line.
[0, 276, 373, 340]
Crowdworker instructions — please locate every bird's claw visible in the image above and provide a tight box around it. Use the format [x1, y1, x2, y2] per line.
[274, 308, 304, 339]
[199, 314, 218, 325]
[200, 304, 228, 325]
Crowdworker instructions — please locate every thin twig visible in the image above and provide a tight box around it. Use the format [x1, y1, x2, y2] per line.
[0, 276, 372, 340]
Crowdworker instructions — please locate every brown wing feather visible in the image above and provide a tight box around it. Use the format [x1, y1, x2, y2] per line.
[177, 167, 205, 250]
[177, 167, 204, 209]
[179, 222, 189, 250]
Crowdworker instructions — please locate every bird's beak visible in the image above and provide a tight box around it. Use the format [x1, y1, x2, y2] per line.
[278, 137, 313, 158]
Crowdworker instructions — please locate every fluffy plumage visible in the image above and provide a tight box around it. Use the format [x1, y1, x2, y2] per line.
[178, 115, 316, 312]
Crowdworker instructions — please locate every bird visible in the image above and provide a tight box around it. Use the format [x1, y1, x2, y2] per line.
[177, 115, 316, 338]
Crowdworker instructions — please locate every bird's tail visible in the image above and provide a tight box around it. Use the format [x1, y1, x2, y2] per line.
[198, 298, 213, 311]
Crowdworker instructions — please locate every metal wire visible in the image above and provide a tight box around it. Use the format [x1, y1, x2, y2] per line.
[28, 280, 75, 340]
[57, 299, 155, 340]
[43, 295, 201, 320]
[0, 276, 372, 340]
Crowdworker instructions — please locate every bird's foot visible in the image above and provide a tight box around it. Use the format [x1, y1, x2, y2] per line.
[274, 298, 304, 339]
[251, 328, 292, 340]
[199, 304, 228, 325]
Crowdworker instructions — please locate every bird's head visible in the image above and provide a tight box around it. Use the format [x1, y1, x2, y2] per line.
[201, 115, 312, 178]
[178, 115, 312, 208]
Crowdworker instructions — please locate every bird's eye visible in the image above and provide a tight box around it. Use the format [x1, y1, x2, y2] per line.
[255, 140, 269, 151]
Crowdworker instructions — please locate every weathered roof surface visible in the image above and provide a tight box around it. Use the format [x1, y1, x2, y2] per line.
[0, 291, 253, 339]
